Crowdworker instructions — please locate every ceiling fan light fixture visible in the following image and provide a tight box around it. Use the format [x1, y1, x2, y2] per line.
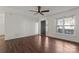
[29, 6, 50, 15]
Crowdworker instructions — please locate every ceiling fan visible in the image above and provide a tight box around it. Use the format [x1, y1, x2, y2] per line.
[29, 6, 50, 15]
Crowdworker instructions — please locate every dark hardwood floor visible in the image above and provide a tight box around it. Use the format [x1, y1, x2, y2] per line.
[0, 35, 6, 52]
[0, 35, 79, 53]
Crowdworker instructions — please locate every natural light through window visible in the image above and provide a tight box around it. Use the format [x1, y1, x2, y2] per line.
[56, 16, 75, 34]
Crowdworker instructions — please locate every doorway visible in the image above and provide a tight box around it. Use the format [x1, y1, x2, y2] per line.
[41, 20, 46, 36]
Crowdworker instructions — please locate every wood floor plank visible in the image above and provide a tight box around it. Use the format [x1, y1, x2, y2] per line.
[0, 35, 6, 52]
[0, 35, 79, 53]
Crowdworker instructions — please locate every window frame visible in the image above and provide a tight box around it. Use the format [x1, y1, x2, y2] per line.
[56, 17, 64, 34]
[56, 16, 75, 35]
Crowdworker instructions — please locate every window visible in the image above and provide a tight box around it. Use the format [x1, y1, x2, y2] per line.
[57, 18, 63, 33]
[56, 16, 75, 34]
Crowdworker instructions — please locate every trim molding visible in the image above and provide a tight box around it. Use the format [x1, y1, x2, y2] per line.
[6, 34, 79, 44]
[6, 34, 39, 40]
[47, 36, 79, 44]
[0, 35, 5, 39]
[0, 35, 5, 37]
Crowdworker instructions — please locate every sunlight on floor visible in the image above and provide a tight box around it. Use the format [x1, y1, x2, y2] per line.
[55, 40, 78, 53]
[38, 36, 42, 46]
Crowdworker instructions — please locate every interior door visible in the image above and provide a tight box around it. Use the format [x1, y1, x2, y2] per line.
[41, 20, 46, 36]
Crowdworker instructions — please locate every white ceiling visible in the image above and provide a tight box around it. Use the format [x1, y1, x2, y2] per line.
[0, 6, 79, 20]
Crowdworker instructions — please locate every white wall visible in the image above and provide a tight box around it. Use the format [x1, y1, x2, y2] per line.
[0, 13, 5, 35]
[46, 8, 79, 42]
[5, 13, 36, 40]
[1, 6, 79, 42]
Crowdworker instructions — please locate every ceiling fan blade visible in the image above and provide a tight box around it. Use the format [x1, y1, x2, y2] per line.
[38, 6, 41, 12]
[40, 12, 44, 15]
[41, 10, 49, 12]
[29, 10, 37, 12]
